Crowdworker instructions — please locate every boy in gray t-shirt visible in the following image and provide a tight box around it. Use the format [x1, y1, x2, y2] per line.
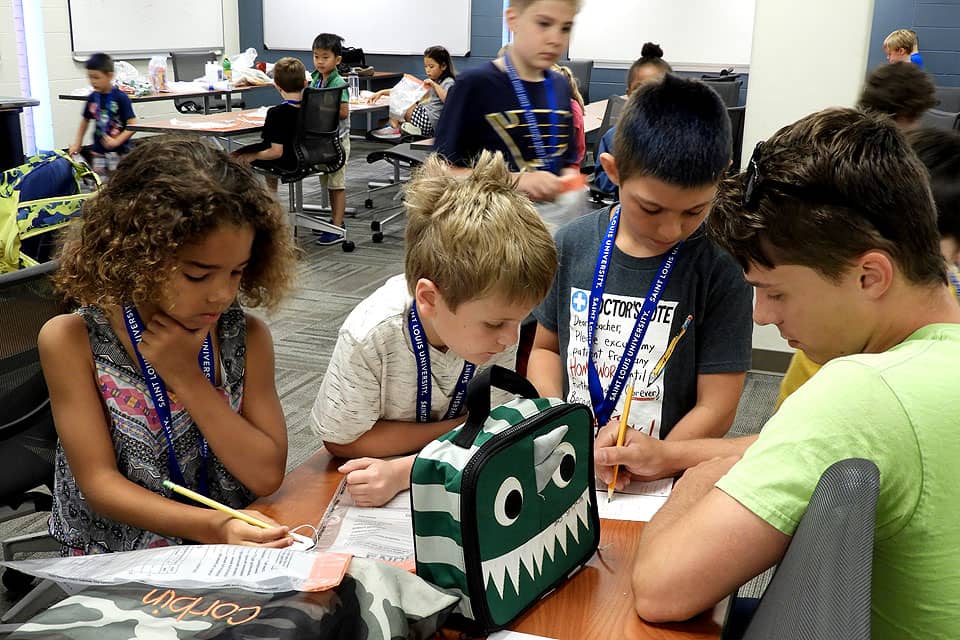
[529, 75, 753, 489]
[311, 151, 558, 507]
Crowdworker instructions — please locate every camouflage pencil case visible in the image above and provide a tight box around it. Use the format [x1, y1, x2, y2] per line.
[411, 365, 600, 633]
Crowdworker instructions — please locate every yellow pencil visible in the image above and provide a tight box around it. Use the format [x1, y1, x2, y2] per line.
[607, 372, 637, 503]
[163, 479, 273, 529]
[647, 314, 693, 388]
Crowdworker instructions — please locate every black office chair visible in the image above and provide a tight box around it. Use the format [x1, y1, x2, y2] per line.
[723, 458, 879, 640]
[934, 86, 960, 112]
[364, 143, 430, 243]
[702, 79, 743, 108]
[728, 106, 746, 173]
[254, 86, 355, 252]
[0, 260, 63, 599]
[565, 59, 594, 104]
[587, 94, 628, 203]
[920, 108, 960, 131]
[170, 51, 245, 114]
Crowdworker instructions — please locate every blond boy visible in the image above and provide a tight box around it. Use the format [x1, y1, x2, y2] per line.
[311, 151, 558, 506]
[883, 28, 923, 67]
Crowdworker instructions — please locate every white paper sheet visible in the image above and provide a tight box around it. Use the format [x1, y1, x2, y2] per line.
[488, 631, 557, 640]
[1, 544, 345, 593]
[317, 479, 415, 564]
[596, 477, 673, 522]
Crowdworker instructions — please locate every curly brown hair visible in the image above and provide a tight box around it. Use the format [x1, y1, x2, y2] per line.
[55, 135, 297, 311]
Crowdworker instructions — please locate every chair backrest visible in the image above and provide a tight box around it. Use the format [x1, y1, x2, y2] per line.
[740, 458, 879, 640]
[0, 260, 62, 506]
[920, 108, 960, 131]
[934, 86, 960, 112]
[288, 87, 347, 180]
[728, 106, 746, 173]
[565, 59, 594, 104]
[592, 95, 629, 163]
[702, 79, 742, 107]
[170, 51, 224, 111]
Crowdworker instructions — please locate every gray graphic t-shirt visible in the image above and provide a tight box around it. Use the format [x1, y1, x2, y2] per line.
[534, 208, 753, 438]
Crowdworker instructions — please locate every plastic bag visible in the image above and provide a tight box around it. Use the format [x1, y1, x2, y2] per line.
[229, 47, 258, 70]
[232, 67, 273, 87]
[147, 55, 168, 92]
[112, 60, 138, 84]
[388, 73, 429, 120]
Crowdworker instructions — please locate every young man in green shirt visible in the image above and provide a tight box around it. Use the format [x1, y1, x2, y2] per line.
[609, 108, 960, 639]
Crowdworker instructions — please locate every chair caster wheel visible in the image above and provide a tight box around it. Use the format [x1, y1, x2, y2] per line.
[341, 241, 355, 252]
[365, 199, 374, 209]
[3, 568, 35, 593]
[370, 221, 381, 232]
[372, 232, 384, 243]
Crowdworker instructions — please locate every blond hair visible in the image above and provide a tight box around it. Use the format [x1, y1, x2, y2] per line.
[510, 0, 582, 13]
[884, 29, 918, 53]
[554, 64, 584, 108]
[403, 151, 558, 311]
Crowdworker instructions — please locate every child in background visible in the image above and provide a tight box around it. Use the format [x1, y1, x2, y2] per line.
[370, 46, 456, 139]
[40, 136, 297, 554]
[434, 0, 582, 204]
[555, 64, 586, 165]
[593, 42, 672, 195]
[776, 126, 960, 408]
[309, 33, 350, 246]
[529, 76, 753, 486]
[311, 151, 558, 507]
[884, 28, 923, 67]
[857, 62, 936, 129]
[67, 53, 137, 168]
[232, 57, 307, 190]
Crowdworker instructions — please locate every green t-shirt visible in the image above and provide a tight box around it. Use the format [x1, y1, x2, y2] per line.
[310, 68, 350, 138]
[717, 323, 960, 640]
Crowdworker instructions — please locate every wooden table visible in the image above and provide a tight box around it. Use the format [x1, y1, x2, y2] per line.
[253, 450, 723, 640]
[59, 83, 274, 115]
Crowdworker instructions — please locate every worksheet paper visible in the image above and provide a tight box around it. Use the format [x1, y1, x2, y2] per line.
[317, 479, 415, 565]
[0, 544, 350, 593]
[596, 477, 673, 522]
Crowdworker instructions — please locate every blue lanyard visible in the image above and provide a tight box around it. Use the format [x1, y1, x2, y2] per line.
[407, 302, 476, 423]
[121, 304, 215, 496]
[585, 206, 681, 425]
[503, 55, 559, 173]
[949, 269, 960, 301]
[282, 99, 300, 105]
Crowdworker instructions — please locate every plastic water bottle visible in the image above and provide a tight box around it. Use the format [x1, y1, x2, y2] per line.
[348, 72, 360, 103]
[222, 56, 232, 83]
[106, 152, 119, 172]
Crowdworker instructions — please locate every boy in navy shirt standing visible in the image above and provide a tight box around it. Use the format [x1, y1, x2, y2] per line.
[434, 0, 581, 203]
[68, 53, 137, 164]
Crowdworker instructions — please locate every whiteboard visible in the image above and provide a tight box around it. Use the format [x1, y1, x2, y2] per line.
[68, 0, 224, 55]
[569, 0, 756, 68]
[262, 0, 471, 56]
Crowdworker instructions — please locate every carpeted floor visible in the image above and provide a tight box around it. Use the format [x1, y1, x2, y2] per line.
[0, 138, 782, 617]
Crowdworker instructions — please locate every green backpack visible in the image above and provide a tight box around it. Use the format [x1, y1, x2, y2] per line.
[411, 366, 600, 633]
[0, 150, 99, 273]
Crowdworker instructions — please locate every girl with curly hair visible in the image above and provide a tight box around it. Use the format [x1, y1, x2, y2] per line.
[39, 135, 299, 554]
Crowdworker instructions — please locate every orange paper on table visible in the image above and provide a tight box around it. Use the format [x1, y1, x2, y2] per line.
[302, 552, 353, 591]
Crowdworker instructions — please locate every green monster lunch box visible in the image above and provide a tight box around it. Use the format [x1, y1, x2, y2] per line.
[411, 366, 600, 632]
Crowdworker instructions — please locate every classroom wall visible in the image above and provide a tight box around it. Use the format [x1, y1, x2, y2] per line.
[739, 0, 875, 358]
[0, 1, 29, 148]
[24, 0, 240, 150]
[869, 0, 960, 86]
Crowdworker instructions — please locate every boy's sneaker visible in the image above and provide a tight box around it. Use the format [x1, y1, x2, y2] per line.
[315, 227, 345, 245]
[371, 125, 402, 140]
[400, 122, 422, 137]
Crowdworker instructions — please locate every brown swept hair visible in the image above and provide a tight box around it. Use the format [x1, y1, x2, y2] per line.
[709, 108, 945, 286]
[55, 135, 297, 310]
[858, 63, 936, 124]
[403, 151, 558, 311]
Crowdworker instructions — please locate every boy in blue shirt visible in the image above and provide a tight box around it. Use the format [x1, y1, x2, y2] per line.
[529, 75, 753, 482]
[434, 0, 580, 203]
[308, 33, 350, 246]
[68, 53, 137, 165]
